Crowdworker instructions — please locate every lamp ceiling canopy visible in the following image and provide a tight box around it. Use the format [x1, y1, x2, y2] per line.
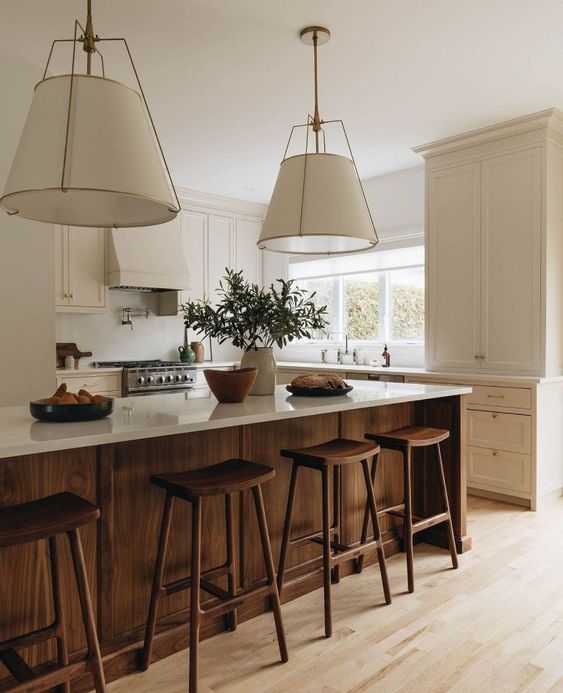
[258, 25, 378, 256]
[0, 0, 179, 228]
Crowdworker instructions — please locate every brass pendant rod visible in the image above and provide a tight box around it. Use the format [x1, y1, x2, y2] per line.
[83, 0, 97, 75]
[312, 31, 321, 153]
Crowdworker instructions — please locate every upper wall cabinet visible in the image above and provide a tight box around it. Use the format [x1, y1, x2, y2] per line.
[55, 226, 106, 313]
[416, 109, 563, 376]
[176, 192, 265, 309]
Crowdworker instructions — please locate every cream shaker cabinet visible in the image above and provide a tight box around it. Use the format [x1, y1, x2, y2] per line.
[176, 199, 263, 307]
[417, 109, 563, 377]
[55, 226, 106, 312]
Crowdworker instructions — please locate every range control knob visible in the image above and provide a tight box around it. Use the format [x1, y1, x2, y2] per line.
[175, 374, 183, 382]
[157, 376, 165, 384]
[136, 376, 145, 385]
[146, 376, 154, 384]
[165, 375, 173, 383]
[182, 374, 191, 382]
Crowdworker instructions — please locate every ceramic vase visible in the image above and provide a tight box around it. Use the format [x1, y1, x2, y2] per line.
[190, 341, 205, 363]
[240, 347, 276, 395]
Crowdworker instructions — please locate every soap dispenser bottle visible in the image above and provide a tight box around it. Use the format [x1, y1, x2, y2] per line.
[382, 344, 390, 368]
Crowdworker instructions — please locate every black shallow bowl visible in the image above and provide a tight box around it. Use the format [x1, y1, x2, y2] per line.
[30, 398, 114, 422]
[286, 385, 353, 397]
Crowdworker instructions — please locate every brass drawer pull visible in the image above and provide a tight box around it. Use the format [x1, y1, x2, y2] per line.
[487, 394, 505, 399]
[492, 450, 499, 456]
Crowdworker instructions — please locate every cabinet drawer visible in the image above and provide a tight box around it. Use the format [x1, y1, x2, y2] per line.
[467, 410, 531, 454]
[56, 373, 121, 394]
[466, 385, 531, 410]
[467, 446, 531, 494]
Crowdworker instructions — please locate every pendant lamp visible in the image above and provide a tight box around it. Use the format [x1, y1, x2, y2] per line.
[258, 26, 378, 255]
[0, 0, 180, 228]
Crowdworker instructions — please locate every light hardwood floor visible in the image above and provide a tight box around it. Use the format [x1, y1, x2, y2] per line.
[108, 495, 563, 692]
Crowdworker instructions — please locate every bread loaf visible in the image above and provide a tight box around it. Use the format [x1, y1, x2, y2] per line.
[290, 373, 348, 390]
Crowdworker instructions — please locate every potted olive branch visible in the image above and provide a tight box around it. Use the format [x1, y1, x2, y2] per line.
[181, 269, 328, 395]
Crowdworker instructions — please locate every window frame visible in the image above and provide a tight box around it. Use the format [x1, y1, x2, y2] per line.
[289, 256, 425, 348]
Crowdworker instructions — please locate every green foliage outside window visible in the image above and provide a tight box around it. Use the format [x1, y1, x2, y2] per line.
[391, 283, 424, 340]
[344, 280, 379, 340]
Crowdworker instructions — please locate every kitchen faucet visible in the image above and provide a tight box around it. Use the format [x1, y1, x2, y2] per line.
[323, 331, 355, 364]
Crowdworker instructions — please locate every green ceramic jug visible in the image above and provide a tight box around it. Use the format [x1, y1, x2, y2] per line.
[178, 344, 196, 363]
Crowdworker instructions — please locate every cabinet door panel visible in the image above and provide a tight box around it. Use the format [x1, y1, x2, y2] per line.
[68, 227, 106, 309]
[55, 226, 69, 306]
[179, 210, 206, 303]
[481, 149, 542, 372]
[207, 214, 234, 301]
[235, 218, 262, 286]
[426, 163, 481, 370]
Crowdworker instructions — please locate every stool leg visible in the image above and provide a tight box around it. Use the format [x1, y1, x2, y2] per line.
[252, 485, 289, 663]
[189, 497, 202, 693]
[67, 528, 106, 693]
[321, 466, 332, 638]
[403, 448, 415, 594]
[356, 453, 378, 574]
[436, 443, 459, 570]
[225, 492, 238, 631]
[49, 535, 71, 693]
[277, 462, 299, 595]
[331, 465, 341, 584]
[361, 459, 392, 605]
[141, 493, 174, 671]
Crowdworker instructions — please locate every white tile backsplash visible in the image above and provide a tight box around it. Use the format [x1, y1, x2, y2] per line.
[55, 290, 241, 364]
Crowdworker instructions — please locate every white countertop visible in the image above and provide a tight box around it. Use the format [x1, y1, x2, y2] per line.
[276, 361, 563, 385]
[0, 381, 471, 460]
[56, 366, 123, 375]
[55, 361, 236, 375]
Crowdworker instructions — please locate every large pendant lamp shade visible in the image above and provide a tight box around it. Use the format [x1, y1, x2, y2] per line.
[0, 1, 180, 228]
[258, 26, 378, 256]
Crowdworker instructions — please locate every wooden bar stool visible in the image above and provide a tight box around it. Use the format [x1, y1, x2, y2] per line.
[277, 439, 391, 639]
[0, 492, 106, 692]
[142, 459, 288, 693]
[363, 426, 458, 593]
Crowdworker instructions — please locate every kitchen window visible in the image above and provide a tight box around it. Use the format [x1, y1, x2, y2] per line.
[288, 245, 424, 345]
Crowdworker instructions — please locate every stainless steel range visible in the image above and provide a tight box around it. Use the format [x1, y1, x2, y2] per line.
[93, 360, 196, 396]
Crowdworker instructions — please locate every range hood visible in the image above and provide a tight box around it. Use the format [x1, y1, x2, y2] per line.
[107, 221, 191, 292]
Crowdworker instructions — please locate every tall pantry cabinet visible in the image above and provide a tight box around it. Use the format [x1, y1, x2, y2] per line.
[415, 109, 563, 377]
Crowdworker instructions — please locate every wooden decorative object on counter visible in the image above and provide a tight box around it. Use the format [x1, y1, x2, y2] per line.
[56, 342, 93, 369]
[204, 368, 257, 403]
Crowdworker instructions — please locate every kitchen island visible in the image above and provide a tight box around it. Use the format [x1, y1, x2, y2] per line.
[0, 381, 471, 690]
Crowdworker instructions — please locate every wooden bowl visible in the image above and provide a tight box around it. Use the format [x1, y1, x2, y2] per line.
[204, 368, 258, 403]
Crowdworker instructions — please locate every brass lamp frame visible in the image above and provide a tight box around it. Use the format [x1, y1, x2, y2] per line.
[263, 26, 378, 255]
[3, 0, 181, 224]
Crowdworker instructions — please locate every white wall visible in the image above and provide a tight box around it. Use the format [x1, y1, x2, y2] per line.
[0, 56, 56, 405]
[55, 289, 241, 365]
[267, 166, 426, 367]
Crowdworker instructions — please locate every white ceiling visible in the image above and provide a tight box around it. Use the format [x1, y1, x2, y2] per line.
[3, 0, 563, 202]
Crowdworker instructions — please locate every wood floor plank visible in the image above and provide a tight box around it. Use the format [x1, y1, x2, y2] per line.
[108, 495, 563, 693]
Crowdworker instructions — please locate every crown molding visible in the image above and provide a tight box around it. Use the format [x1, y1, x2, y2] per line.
[413, 108, 563, 158]
[175, 186, 267, 218]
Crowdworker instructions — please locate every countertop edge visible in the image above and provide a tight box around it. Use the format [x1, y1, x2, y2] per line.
[0, 383, 471, 460]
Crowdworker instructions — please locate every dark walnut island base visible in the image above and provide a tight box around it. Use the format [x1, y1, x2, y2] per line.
[0, 381, 471, 690]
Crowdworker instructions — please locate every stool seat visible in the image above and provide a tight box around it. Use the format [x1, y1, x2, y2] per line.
[151, 459, 275, 498]
[0, 492, 100, 548]
[366, 426, 449, 449]
[281, 438, 380, 465]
